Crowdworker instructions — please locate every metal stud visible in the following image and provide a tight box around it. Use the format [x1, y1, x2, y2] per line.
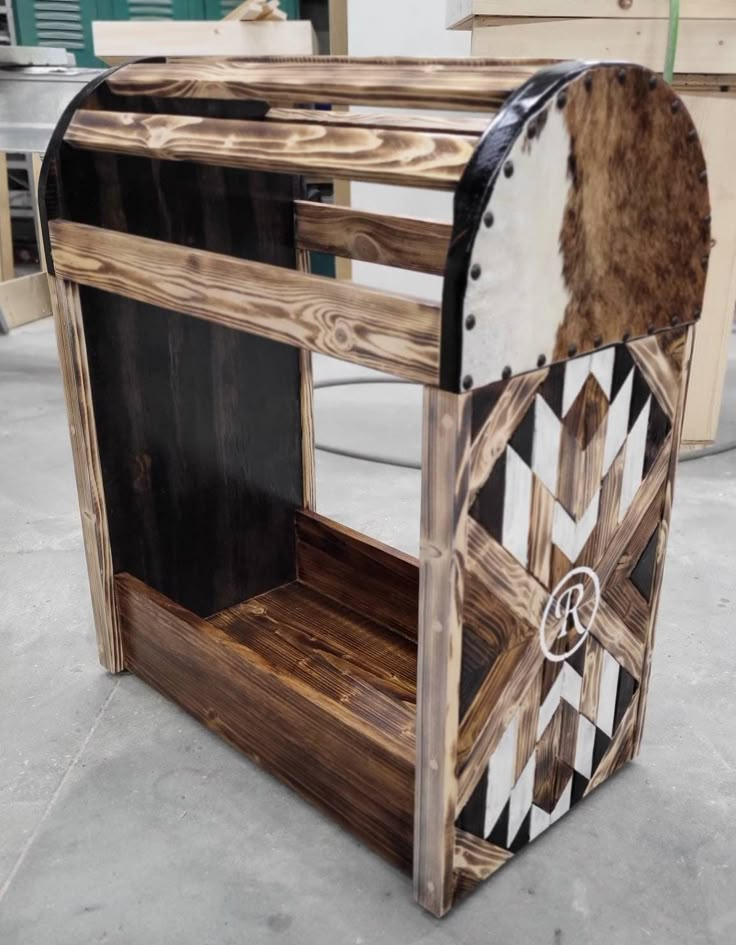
[504, 160, 514, 178]
[465, 314, 476, 330]
[557, 90, 567, 109]
[648, 75, 657, 90]
[484, 211, 494, 228]
[568, 344, 577, 357]
[694, 306, 702, 319]
[617, 68, 627, 84]
[593, 335, 603, 348]
[537, 354, 547, 367]
[584, 73, 593, 92]
[470, 263, 481, 280]
[462, 375, 473, 391]
[671, 99, 681, 113]
[699, 169, 708, 183]
[622, 330, 631, 343]
[688, 128, 698, 142]
[671, 314, 680, 326]
[501, 366, 512, 380]
[647, 323, 656, 334]
[702, 253, 710, 268]
[703, 214, 712, 225]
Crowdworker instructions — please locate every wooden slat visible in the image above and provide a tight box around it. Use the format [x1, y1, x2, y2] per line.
[296, 247, 316, 511]
[453, 829, 512, 893]
[414, 389, 472, 917]
[0, 153, 13, 283]
[49, 278, 122, 672]
[585, 692, 639, 795]
[267, 107, 490, 136]
[48, 220, 440, 384]
[117, 573, 415, 869]
[295, 201, 451, 276]
[65, 110, 475, 191]
[105, 57, 543, 111]
[0, 272, 52, 333]
[295, 509, 419, 643]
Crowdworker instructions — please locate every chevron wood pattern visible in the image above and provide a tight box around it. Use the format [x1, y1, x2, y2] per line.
[453, 329, 690, 898]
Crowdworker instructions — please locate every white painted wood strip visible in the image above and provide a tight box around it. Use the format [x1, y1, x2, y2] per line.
[560, 662, 582, 712]
[529, 803, 551, 841]
[574, 713, 597, 779]
[562, 354, 592, 417]
[550, 776, 573, 824]
[532, 394, 562, 496]
[602, 369, 634, 475]
[537, 672, 563, 740]
[596, 650, 621, 738]
[507, 753, 536, 845]
[484, 715, 519, 837]
[502, 446, 532, 567]
[591, 347, 615, 401]
[618, 397, 652, 521]
[552, 490, 600, 562]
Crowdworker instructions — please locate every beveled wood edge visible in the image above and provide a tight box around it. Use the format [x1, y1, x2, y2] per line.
[294, 201, 451, 276]
[48, 220, 441, 385]
[453, 829, 512, 887]
[414, 389, 472, 917]
[296, 248, 316, 511]
[64, 109, 477, 190]
[49, 277, 123, 673]
[296, 508, 420, 571]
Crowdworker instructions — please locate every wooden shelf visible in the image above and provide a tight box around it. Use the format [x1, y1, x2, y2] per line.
[116, 511, 421, 871]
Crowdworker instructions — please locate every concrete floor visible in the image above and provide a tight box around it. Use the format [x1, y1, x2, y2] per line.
[1, 320, 734, 945]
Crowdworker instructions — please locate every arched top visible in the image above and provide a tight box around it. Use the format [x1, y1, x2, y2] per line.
[441, 61, 711, 393]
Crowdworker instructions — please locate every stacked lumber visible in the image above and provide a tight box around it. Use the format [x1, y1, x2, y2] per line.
[224, 0, 288, 22]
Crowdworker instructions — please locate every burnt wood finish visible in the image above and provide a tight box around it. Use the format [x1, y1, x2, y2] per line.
[65, 110, 477, 189]
[295, 510, 419, 644]
[295, 201, 451, 276]
[42, 57, 707, 919]
[104, 57, 544, 110]
[117, 573, 415, 869]
[49, 221, 441, 384]
[49, 278, 122, 672]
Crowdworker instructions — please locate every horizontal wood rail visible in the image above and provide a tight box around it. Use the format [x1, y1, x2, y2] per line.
[65, 110, 477, 190]
[48, 220, 441, 384]
[266, 107, 491, 136]
[295, 202, 451, 276]
[105, 57, 544, 111]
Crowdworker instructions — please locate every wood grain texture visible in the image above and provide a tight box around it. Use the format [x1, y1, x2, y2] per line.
[453, 830, 512, 896]
[414, 389, 471, 917]
[297, 248, 316, 511]
[469, 369, 548, 501]
[49, 278, 122, 672]
[295, 201, 451, 276]
[295, 510, 419, 643]
[585, 692, 640, 795]
[65, 110, 476, 190]
[628, 333, 684, 421]
[48, 220, 440, 384]
[117, 574, 415, 869]
[267, 106, 490, 136]
[104, 57, 543, 111]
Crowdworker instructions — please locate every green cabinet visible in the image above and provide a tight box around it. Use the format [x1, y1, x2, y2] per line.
[13, 0, 301, 67]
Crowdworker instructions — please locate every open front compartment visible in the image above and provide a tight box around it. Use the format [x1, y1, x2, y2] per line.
[115, 509, 420, 871]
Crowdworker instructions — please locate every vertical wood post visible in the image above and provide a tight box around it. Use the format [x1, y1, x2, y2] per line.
[50, 277, 123, 672]
[414, 387, 471, 916]
[296, 247, 316, 510]
[0, 153, 14, 282]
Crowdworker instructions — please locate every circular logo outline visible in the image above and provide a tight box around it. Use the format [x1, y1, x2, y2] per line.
[539, 566, 601, 663]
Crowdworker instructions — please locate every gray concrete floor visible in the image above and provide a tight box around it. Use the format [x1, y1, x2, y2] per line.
[1, 320, 735, 945]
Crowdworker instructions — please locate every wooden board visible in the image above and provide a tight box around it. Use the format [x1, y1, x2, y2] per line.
[92, 20, 317, 61]
[442, 62, 710, 392]
[448, 0, 736, 28]
[118, 573, 416, 870]
[0, 272, 51, 333]
[0, 153, 13, 283]
[104, 58, 545, 111]
[266, 106, 490, 135]
[295, 201, 451, 275]
[65, 109, 476, 190]
[470, 17, 736, 73]
[295, 510, 419, 643]
[48, 220, 441, 384]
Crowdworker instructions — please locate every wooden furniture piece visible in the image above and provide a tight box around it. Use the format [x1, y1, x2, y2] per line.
[447, 3, 734, 446]
[41, 56, 709, 917]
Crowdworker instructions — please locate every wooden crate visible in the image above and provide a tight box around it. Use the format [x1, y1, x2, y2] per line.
[448, 3, 736, 444]
[41, 56, 708, 916]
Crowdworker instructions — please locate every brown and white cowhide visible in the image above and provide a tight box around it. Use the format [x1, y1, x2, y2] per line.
[459, 65, 710, 390]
